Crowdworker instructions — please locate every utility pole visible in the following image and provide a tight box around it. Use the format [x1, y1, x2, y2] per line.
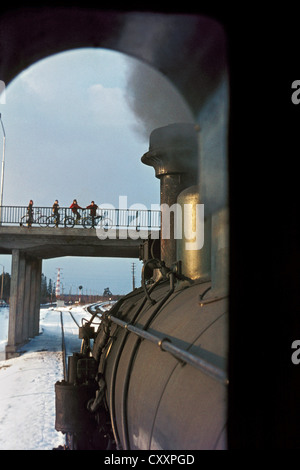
[0, 113, 6, 225]
[55, 268, 61, 300]
[132, 262, 135, 290]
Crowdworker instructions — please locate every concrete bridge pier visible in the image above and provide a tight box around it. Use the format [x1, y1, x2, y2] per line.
[5, 249, 42, 359]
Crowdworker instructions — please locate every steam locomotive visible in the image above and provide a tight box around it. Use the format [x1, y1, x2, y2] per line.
[54, 122, 229, 450]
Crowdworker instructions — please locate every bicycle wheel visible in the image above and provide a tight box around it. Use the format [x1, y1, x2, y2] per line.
[19, 215, 27, 227]
[98, 217, 113, 230]
[83, 216, 93, 229]
[64, 216, 75, 228]
[45, 215, 56, 227]
[38, 215, 48, 227]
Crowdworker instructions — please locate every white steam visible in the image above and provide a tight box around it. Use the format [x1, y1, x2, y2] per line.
[125, 59, 195, 141]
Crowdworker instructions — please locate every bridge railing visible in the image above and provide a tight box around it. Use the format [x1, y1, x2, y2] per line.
[0, 205, 161, 231]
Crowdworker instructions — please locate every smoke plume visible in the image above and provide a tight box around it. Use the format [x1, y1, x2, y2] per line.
[125, 59, 195, 141]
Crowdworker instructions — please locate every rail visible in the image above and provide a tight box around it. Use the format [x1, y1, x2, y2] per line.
[0, 205, 161, 231]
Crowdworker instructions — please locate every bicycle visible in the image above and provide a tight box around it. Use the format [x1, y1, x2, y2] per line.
[82, 213, 113, 229]
[19, 210, 48, 227]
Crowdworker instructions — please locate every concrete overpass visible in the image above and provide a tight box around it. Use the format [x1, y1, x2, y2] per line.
[0, 226, 147, 259]
[0, 225, 150, 358]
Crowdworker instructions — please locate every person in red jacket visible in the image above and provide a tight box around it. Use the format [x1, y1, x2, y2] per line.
[86, 200, 98, 227]
[70, 199, 83, 224]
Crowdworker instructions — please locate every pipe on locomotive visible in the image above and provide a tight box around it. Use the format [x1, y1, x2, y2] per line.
[107, 311, 228, 384]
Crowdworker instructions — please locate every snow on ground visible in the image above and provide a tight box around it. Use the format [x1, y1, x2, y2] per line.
[0, 305, 93, 450]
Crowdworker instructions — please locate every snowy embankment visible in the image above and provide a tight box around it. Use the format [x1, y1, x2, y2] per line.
[0, 306, 91, 450]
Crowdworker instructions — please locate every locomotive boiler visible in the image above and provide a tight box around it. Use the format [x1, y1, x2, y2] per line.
[55, 121, 229, 450]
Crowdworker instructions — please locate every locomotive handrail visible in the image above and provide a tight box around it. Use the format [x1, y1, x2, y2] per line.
[0, 205, 161, 230]
[107, 313, 228, 385]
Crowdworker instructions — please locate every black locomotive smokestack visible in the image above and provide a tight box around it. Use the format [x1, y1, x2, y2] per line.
[141, 123, 199, 268]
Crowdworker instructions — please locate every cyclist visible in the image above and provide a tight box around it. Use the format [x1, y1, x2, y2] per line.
[27, 199, 34, 227]
[70, 199, 83, 224]
[52, 199, 60, 227]
[86, 200, 98, 227]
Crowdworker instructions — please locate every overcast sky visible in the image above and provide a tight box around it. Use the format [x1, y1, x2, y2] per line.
[0, 47, 194, 295]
